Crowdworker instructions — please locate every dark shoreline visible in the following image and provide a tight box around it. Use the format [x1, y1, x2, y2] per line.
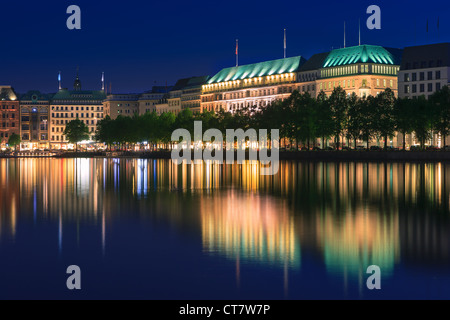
[3, 150, 450, 162]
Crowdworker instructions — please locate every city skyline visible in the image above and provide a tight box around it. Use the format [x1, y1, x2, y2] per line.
[0, 0, 449, 93]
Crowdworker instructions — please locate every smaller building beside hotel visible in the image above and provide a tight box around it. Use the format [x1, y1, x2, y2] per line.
[0, 86, 20, 148]
[19, 91, 52, 150]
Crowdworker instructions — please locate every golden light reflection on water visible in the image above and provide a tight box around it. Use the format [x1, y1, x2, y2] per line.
[317, 209, 400, 276]
[200, 190, 300, 268]
[0, 158, 450, 275]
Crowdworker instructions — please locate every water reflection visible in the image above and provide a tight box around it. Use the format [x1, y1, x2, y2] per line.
[200, 190, 300, 268]
[1, 158, 450, 285]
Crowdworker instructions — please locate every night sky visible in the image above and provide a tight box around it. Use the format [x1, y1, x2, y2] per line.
[1, 0, 449, 94]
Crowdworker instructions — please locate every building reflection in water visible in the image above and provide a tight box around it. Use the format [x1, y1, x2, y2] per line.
[0, 159, 450, 281]
[200, 190, 300, 269]
[0, 159, 20, 238]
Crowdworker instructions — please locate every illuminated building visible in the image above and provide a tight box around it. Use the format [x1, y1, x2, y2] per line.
[138, 86, 172, 114]
[316, 45, 402, 98]
[180, 76, 209, 113]
[153, 77, 208, 115]
[399, 43, 450, 100]
[103, 94, 140, 119]
[296, 52, 329, 96]
[201, 56, 307, 113]
[49, 73, 106, 149]
[164, 78, 189, 115]
[0, 86, 19, 148]
[154, 93, 170, 115]
[200, 46, 402, 114]
[19, 91, 52, 150]
[103, 87, 173, 118]
[398, 43, 450, 148]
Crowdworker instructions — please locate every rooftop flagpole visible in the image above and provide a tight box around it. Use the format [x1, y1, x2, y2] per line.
[359, 19, 361, 46]
[344, 21, 346, 48]
[284, 28, 286, 58]
[236, 39, 239, 67]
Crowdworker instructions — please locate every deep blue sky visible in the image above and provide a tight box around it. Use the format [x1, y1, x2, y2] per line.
[0, 0, 449, 94]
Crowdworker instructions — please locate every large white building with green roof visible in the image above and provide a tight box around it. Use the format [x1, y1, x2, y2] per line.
[317, 45, 402, 98]
[201, 56, 307, 112]
[200, 45, 403, 114]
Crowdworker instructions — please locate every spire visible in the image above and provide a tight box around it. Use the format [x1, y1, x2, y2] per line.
[73, 67, 81, 91]
[284, 28, 286, 59]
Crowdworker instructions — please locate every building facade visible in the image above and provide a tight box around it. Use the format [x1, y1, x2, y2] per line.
[201, 56, 307, 113]
[103, 94, 140, 119]
[316, 45, 402, 98]
[154, 77, 207, 115]
[398, 43, 450, 100]
[181, 76, 209, 113]
[296, 52, 329, 97]
[19, 91, 52, 150]
[0, 86, 20, 148]
[49, 75, 106, 149]
[138, 86, 172, 115]
[398, 42, 450, 148]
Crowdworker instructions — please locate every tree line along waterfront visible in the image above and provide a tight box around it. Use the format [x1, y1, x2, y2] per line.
[39, 86, 450, 152]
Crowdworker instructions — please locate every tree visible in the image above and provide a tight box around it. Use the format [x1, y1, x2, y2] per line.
[315, 91, 334, 149]
[196, 110, 218, 133]
[141, 111, 160, 150]
[8, 133, 21, 151]
[430, 86, 450, 148]
[411, 96, 432, 149]
[174, 108, 195, 136]
[356, 96, 377, 148]
[216, 109, 235, 139]
[293, 92, 317, 149]
[394, 98, 414, 150]
[346, 93, 362, 149]
[157, 112, 176, 149]
[63, 118, 89, 152]
[95, 115, 114, 150]
[374, 88, 396, 148]
[329, 87, 348, 150]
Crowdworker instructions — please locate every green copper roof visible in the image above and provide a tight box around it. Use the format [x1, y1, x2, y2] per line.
[51, 89, 106, 103]
[323, 45, 403, 68]
[20, 90, 54, 102]
[208, 56, 306, 84]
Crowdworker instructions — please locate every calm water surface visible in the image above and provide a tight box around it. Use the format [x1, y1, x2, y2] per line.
[0, 158, 449, 299]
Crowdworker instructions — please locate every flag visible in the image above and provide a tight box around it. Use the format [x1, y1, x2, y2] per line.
[236, 40, 238, 55]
